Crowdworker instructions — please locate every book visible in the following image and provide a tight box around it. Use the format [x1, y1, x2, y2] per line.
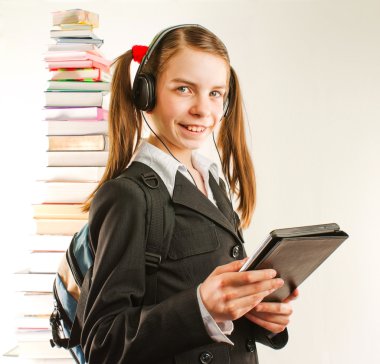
[48, 80, 110, 91]
[44, 106, 108, 121]
[4, 340, 72, 359]
[55, 37, 104, 47]
[44, 50, 111, 65]
[32, 204, 88, 220]
[14, 328, 53, 342]
[240, 223, 349, 302]
[14, 293, 54, 316]
[27, 234, 72, 252]
[47, 59, 110, 73]
[46, 150, 108, 166]
[45, 50, 112, 73]
[45, 91, 104, 107]
[48, 59, 93, 69]
[28, 251, 65, 273]
[33, 219, 87, 235]
[15, 315, 50, 330]
[51, 67, 110, 81]
[32, 181, 97, 203]
[59, 23, 93, 30]
[35, 166, 105, 182]
[50, 29, 99, 39]
[13, 270, 55, 293]
[45, 120, 108, 135]
[52, 9, 99, 27]
[48, 43, 97, 51]
[47, 134, 108, 151]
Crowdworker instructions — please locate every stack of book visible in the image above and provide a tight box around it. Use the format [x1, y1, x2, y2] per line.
[7, 9, 110, 362]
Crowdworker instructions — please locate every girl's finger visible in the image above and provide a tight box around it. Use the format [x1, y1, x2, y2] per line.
[209, 258, 249, 277]
[245, 311, 287, 334]
[249, 311, 290, 326]
[282, 288, 300, 303]
[254, 302, 293, 315]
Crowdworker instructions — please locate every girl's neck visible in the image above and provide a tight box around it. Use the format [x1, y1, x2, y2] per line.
[146, 135, 194, 171]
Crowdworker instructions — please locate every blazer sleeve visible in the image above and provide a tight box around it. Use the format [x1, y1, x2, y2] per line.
[80, 178, 213, 364]
[250, 324, 289, 349]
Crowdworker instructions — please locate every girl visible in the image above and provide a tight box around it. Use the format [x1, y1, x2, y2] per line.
[81, 24, 298, 364]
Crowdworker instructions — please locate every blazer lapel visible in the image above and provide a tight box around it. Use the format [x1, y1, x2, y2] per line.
[208, 172, 235, 224]
[172, 170, 243, 243]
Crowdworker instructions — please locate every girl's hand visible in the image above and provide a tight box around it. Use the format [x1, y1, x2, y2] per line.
[199, 259, 285, 323]
[244, 288, 299, 334]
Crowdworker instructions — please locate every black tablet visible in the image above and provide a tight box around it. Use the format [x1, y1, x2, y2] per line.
[239, 223, 349, 302]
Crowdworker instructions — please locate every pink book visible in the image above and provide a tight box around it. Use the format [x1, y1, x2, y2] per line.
[47, 60, 110, 73]
[44, 50, 112, 66]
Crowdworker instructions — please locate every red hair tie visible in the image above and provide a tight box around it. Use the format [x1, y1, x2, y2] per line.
[132, 45, 149, 64]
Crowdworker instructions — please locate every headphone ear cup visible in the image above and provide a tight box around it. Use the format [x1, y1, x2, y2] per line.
[132, 72, 156, 111]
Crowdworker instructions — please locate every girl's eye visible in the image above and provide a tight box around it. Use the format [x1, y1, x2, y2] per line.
[177, 86, 190, 93]
[210, 91, 222, 97]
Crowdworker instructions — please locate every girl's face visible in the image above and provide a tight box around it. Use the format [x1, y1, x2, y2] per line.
[148, 47, 229, 157]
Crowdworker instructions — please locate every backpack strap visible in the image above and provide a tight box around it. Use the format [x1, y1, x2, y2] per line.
[72, 162, 173, 346]
[117, 161, 175, 304]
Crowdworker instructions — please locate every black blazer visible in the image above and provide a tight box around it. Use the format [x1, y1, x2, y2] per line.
[81, 164, 288, 364]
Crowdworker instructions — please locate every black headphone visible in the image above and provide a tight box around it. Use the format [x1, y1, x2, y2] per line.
[132, 24, 234, 119]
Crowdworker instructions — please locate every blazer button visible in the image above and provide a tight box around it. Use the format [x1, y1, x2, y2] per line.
[199, 351, 213, 364]
[231, 245, 241, 259]
[246, 338, 256, 352]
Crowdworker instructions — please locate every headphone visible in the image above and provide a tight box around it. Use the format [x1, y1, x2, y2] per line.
[132, 24, 234, 119]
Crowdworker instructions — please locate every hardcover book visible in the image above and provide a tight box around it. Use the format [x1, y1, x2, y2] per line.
[32, 181, 98, 203]
[50, 68, 110, 81]
[47, 80, 110, 91]
[32, 204, 89, 220]
[33, 218, 87, 235]
[45, 91, 104, 107]
[46, 150, 108, 166]
[47, 134, 108, 151]
[44, 106, 108, 121]
[35, 166, 105, 182]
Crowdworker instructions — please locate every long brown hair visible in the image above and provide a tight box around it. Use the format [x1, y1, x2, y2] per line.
[82, 26, 256, 229]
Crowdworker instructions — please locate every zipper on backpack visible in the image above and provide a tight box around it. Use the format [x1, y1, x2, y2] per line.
[53, 282, 72, 326]
[66, 239, 84, 287]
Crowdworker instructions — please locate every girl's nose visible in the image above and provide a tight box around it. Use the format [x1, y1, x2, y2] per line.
[189, 94, 211, 118]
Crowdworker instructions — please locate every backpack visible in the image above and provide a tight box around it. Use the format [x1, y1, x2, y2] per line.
[49, 161, 175, 364]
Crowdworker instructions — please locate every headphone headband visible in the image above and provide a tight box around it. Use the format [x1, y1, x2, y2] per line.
[137, 24, 204, 73]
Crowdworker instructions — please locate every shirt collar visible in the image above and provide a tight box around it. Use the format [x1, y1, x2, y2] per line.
[132, 139, 219, 197]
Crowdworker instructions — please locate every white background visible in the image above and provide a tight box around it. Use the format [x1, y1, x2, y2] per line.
[1, 0, 379, 363]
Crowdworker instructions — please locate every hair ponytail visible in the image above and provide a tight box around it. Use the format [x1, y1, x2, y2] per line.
[218, 66, 256, 229]
[82, 50, 142, 212]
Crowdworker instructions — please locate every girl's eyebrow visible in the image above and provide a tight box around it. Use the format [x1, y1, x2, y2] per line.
[170, 77, 226, 89]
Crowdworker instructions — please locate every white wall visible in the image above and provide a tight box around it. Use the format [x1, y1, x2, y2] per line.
[1, 0, 379, 363]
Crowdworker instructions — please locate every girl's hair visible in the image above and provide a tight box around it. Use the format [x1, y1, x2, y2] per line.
[82, 26, 256, 229]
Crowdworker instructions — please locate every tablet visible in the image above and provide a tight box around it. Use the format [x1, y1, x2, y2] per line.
[239, 223, 349, 302]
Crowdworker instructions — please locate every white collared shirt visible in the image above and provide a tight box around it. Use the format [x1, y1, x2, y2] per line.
[132, 139, 234, 345]
[132, 138, 219, 203]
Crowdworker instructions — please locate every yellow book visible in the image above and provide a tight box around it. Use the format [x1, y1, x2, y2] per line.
[47, 134, 108, 151]
[32, 204, 88, 220]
